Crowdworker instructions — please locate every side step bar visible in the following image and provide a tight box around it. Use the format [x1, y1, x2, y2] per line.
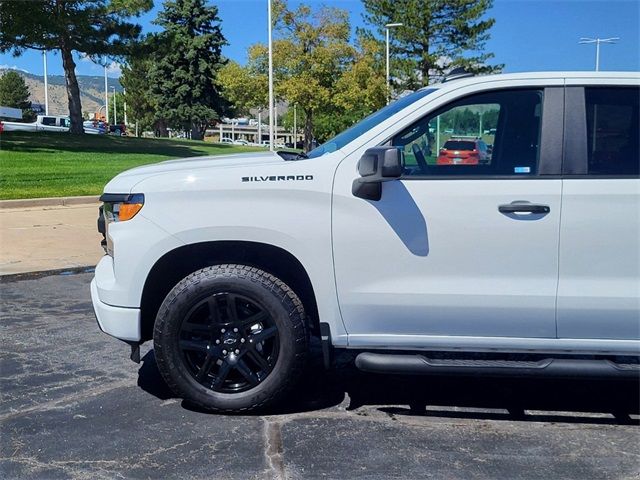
[355, 353, 640, 379]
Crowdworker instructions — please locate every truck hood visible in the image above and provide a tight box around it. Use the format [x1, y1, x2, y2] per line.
[104, 151, 285, 193]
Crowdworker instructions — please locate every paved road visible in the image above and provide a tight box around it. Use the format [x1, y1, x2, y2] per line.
[1, 273, 639, 480]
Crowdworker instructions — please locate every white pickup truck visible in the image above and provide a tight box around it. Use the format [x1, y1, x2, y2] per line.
[1, 115, 70, 132]
[91, 71, 640, 412]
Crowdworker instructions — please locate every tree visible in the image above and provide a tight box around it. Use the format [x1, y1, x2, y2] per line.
[0, 70, 35, 121]
[361, 0, 502, 90]
[120, 57, 164, 135]
[149, 0, 228, 140]
[218, 1, 386, 148]
[218, 56, 268, 116]
[271, 1, 355, 150]
[0, 0, 152, 133]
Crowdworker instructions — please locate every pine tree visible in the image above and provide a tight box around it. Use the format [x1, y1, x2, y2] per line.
[0, 0, 152, 133]
[149, 0, 228, 140]
[0, 71, 34, 120]
[361, 0, 502, 90]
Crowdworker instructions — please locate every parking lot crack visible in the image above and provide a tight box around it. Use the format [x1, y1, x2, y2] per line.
[0, 379, 132, 421]
[263, 418, 286, 480]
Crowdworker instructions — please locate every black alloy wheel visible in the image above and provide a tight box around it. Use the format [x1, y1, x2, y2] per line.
[179, 292, 280, 393]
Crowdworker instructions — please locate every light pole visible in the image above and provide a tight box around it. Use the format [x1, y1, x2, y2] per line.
[123, 87, 128, 126]
[268, 0, 275, 151]
[42, 51, 49, 115]
[579, 37, 619, 71]
[385, 22, 403, 104]
[111, 86, 116, 125]
[104, 65, 109, 124]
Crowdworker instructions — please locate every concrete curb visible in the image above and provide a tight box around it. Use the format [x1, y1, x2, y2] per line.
[0, 266, 96, 282]
[0, 195, 100, 209]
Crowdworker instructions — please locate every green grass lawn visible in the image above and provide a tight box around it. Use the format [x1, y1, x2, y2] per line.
[0, 132, 262, 199]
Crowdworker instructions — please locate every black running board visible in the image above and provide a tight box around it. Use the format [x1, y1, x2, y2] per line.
[355, 353, 640, 379]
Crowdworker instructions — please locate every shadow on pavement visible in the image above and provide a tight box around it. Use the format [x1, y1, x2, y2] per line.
[137, 349, 639, 425]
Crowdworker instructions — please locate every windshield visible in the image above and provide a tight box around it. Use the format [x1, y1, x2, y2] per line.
[306, 88, 437, 159]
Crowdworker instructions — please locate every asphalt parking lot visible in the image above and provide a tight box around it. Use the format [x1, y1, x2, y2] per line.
[1, 272, 639, 480]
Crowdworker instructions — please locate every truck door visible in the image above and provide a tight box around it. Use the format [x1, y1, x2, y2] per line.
[332, 87, 564, 346]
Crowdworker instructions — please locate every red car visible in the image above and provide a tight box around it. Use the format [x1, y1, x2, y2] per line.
[437, 138, 489, 165]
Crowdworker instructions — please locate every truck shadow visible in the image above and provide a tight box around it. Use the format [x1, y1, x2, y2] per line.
[137, 349, 639, 425]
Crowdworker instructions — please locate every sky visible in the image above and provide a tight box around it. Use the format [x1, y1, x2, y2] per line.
[1, 0, 638, 79]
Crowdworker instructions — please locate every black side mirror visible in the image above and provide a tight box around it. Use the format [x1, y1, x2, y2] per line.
[352, 147, 403, 201]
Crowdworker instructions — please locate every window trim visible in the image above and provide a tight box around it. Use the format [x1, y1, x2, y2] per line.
[563, 87, 587, 175]
[388, 87, 562, 181]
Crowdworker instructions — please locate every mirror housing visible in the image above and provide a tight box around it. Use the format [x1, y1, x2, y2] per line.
[352, 147, 403, 201]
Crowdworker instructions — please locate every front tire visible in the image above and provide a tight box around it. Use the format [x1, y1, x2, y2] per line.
[153, 264, 308, 412]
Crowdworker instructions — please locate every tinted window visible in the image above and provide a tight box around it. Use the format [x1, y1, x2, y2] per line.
[443, 140, 476, 150]
[393, 89, 543, 177]
[40, 117, 56, 126]
[585, 87, 639, 176]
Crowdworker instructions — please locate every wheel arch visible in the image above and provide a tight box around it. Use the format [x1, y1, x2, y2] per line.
[139, 241, 320, 342]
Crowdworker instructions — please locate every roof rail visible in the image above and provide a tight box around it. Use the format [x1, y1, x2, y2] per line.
[443, 67, 474, 82]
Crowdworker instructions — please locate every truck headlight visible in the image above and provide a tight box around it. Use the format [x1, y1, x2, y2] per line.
[98, 193, 145, 256]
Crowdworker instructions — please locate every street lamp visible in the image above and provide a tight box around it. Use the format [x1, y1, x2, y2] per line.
[385, 22, 403, 104]
[111, 86, 116, 125]
[104, 65, 109, 124]
[42, 51, 49, 115]
[268, 0, 275, 151]
[579, 37, 619, 71]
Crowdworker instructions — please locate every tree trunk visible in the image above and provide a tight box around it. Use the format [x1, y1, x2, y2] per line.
[59, 37, 84, 134]
[191, 122, 204, 141]
[303, 109, 313, 152]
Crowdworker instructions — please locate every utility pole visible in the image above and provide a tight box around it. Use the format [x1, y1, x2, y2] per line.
[268, 0, 274, 151]
[385, 22, 403, 104]
[293, 104, 297, 148]
[42, 51, 49, 115]
[579, 37, 619, 71]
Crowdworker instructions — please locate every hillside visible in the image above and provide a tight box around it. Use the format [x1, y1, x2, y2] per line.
[0, 68, 123, 117]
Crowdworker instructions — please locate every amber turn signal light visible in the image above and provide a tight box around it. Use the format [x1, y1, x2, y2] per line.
[118, 202, 144, 221]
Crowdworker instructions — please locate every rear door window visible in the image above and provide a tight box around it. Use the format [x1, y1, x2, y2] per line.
[585, 87, 639, 176]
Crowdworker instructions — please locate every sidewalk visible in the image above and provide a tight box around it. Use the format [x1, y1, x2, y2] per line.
[0, 202, 103, 276]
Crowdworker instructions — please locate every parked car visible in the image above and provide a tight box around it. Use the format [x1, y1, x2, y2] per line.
[109, 124, 126, 136]
[1, 115, 70, 132]
[436, 137, 489, 165]
[232, 139, 249, 146]
[92, 72, 639, 413]
[219, 137, 234, 144]
[83, 120, 107, 135]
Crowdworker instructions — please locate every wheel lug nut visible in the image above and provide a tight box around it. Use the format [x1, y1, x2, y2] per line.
[221, 328, 226, 333]
[222, 350, 227, 355]
[215, 339, 220, 344]
[240, 338, 245, 343]
[235, 349, 240, 354]
[233, 328, 238, 332]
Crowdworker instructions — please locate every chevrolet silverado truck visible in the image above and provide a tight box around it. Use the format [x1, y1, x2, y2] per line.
[91, 72, 640, 412]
